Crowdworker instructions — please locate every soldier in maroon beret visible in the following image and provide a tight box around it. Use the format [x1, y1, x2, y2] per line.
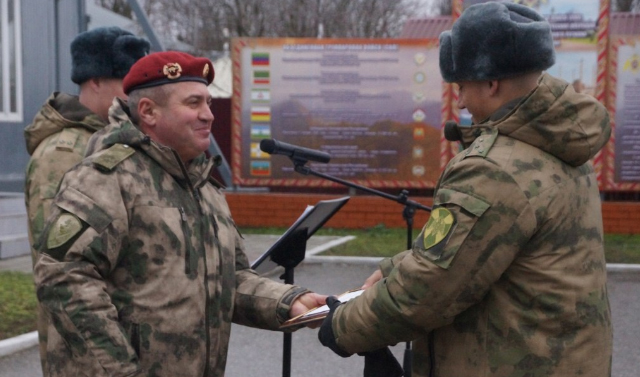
[34, 50, 327, 377]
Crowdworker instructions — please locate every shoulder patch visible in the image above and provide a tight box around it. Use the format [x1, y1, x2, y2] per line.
[54, 128, 80, 152]
[419, 207, 455, 250]
[464, 129, 499, 159]
[47, 213, 83, 249]
[93, 143, 135, 171]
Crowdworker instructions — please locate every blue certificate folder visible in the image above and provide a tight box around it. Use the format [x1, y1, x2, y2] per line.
[251, 196, 350, 274]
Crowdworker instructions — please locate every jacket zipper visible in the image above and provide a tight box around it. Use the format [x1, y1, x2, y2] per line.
[174, 153, 212, 376]
[194, 191, 212, 377]
[178, 206, 195, 276]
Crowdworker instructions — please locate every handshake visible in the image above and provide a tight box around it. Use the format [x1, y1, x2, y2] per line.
[286, 269, 404, 377]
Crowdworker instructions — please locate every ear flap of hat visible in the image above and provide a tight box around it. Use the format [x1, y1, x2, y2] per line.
[439, 31, 455, 83]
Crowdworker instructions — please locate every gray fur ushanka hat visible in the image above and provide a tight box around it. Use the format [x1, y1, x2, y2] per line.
[71, 26, 150, 84]
[439, 1, 555, 82]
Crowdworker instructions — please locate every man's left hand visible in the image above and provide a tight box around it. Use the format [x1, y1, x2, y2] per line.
[318, 296, 351, 357]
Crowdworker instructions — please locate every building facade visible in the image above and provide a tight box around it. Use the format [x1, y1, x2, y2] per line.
[0, 0, 85, 192]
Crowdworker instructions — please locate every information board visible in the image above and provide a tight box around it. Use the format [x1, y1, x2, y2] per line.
[613, 37, 640, 185]
[232, 38, 442, 188]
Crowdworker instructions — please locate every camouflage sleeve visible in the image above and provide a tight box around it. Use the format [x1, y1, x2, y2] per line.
[25, 139, 86, 267]
[231, 227, 310, 330]
[332, 156, 537, 353]
[378, 250, 411, 277]
[34, 165, 140, 375]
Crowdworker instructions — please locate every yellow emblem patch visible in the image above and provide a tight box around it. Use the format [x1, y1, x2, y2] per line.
[47, 213, 83, 249]
[422, 207, 455, 250]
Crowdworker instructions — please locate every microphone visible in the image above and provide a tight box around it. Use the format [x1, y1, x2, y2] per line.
[259, 139, 331, 163]
[444, 120, 462, 142]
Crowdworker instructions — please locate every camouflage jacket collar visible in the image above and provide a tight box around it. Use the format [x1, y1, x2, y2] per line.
[87, 99, 215, 189]
[458, 73, 611, 167]
[24, 92, 106, 155]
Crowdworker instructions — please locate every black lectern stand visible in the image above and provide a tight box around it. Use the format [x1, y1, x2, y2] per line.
[251, 196, 350, 377]
[291, 165, 431, 377]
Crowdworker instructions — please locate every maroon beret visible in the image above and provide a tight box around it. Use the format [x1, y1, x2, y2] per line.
[123, 51, 214, 94]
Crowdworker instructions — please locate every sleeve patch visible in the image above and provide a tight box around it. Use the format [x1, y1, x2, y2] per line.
[56, 187, 113, 233]
[414, 190, 490, 269]
[417, 207, 456, 250]
[47, 213, 83, 249]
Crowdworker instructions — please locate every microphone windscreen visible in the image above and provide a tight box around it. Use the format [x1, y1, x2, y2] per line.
[444, 121, 461, 142]
[260, 139, 276, 153]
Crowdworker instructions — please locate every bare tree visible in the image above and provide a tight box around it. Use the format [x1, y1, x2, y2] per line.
[275, 0, 323, 37]
[313, 0, 421, 38]
[222, 0, 271, 38]
[98, 0, 421, 52]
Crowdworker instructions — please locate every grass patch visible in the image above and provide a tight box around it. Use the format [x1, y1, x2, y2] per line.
[603, 234, 640, 264]
[241, 226, 640, 262]
[241, 225, 414, 257]
[0, 271, 38, 340]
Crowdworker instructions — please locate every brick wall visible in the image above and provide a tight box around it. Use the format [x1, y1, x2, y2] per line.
[601, 201, 640, 234]
[226, 192, 640, 234]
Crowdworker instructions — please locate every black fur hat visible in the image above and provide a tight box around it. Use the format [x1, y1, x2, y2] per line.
[439, 1, 555, 83]
[70, 27, 150, 84]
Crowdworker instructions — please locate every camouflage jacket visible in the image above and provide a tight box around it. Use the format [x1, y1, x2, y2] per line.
[331, 74, 613, 377]
[34, 99, 308, 377]
[24, 92, 106, 265]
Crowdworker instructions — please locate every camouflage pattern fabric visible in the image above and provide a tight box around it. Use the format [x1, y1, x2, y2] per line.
[24, 92, 107, 373]
[34, 99, 308, 377]
[331, 74, 613, 377]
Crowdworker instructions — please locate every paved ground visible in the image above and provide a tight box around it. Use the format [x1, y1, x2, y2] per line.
[1, 235, 639, 377]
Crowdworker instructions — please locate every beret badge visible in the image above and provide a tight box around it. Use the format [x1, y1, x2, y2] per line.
[163, 63, 182, 79]
[203, 64, 210, 78]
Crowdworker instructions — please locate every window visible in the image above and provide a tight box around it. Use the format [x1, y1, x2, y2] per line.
[0, 0, 22, 122]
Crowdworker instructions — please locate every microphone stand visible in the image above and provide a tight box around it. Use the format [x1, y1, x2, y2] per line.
[292, 158, 431, 377]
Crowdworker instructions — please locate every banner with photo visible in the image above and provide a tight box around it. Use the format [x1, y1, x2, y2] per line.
[231, 38, 443, 188]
